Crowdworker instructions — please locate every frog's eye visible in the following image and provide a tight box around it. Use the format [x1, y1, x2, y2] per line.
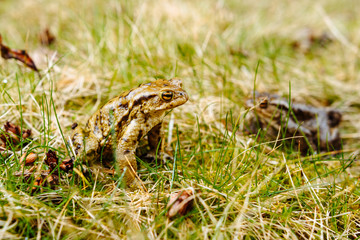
[161, 91, 174, 101]
[259, 99, 268, 108]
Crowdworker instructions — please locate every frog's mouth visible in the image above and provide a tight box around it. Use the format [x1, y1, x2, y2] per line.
[178, 91, 189, 102]
[175, 91, 189, 105]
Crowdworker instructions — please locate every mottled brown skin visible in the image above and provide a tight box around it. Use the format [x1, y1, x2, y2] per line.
[70, 78, 188, 185]
[245, 92, 342, 155]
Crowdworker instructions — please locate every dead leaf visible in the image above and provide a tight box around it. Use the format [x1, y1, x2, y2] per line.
[4, 121, 20, 135]
[59, 158, 74, 172]
[17, 168, 47, 194]
[32, 176, 45, 194]
[0, 34, 40, 73]
[71, 122, 78, 129]
[19, 152, 38, 166]
[22, 129, 32, 139]
[1, 122, 20, 145]
[45, 150, 60, 186]
[291, 28, 334, 53]
[13, 150, 64, 193]
[46, 173, 59, 187]
[39, 28, 55, 46]
[166, 189, 195, 219]
[45, 150, 59, 172]
[229, 47, 250, 58]
[0, 122, 32, 148]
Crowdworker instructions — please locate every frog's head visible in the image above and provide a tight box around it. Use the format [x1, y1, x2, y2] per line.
[130, 78, 189, 114]
[246, 92, 287, 121]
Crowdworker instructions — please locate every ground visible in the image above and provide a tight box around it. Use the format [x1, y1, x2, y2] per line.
[0, 0, 359, 239]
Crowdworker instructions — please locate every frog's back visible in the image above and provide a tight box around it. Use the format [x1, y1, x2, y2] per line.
[85, 95, 131, 144]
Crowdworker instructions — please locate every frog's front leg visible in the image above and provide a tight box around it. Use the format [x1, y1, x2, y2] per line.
[115, 121, 141, 185]
[70, 127, 98, 164]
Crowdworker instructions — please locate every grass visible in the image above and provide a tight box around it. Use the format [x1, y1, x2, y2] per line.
[0, 0, 360, 238]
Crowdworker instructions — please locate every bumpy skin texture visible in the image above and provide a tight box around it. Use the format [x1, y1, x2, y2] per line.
[70, 78, 188, 185]
[245, 92, 342, 154]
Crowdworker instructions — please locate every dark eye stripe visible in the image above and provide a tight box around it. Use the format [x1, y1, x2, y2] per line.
[133, 94, 156, 106]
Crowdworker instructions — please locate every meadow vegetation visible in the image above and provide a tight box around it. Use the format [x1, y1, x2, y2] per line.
[0, 0, 359, 238]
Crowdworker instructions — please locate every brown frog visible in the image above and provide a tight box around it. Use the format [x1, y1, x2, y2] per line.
[69, 78, 188, 185]
[245, 92, 342, 155]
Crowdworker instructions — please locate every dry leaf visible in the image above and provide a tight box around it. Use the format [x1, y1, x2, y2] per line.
[59, 158, 74, 172]
[71, 122, 78, 129]
[13, 168, 50, 190]
[4, 121, 21, 135]
[19, 152, 38, 166]
[0, 122, 32, 148]
[291, 28, 333, 53]
[14, 150, 73, 192]
[1, 122, 20, 145]
[32, 176, 44, 194]
[45, 149, 59, 172]
[0, 34, 40, 73]
[229, 47, 249, 58]
[46, 173, 59, 187]
[45, 150, 60, 186]
[166, 189, 194, 219]
[39, 28, 55, 46]
[22, 129, 32, 139]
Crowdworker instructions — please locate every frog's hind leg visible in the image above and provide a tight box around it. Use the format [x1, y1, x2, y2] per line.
[69, 127, 98, 163]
